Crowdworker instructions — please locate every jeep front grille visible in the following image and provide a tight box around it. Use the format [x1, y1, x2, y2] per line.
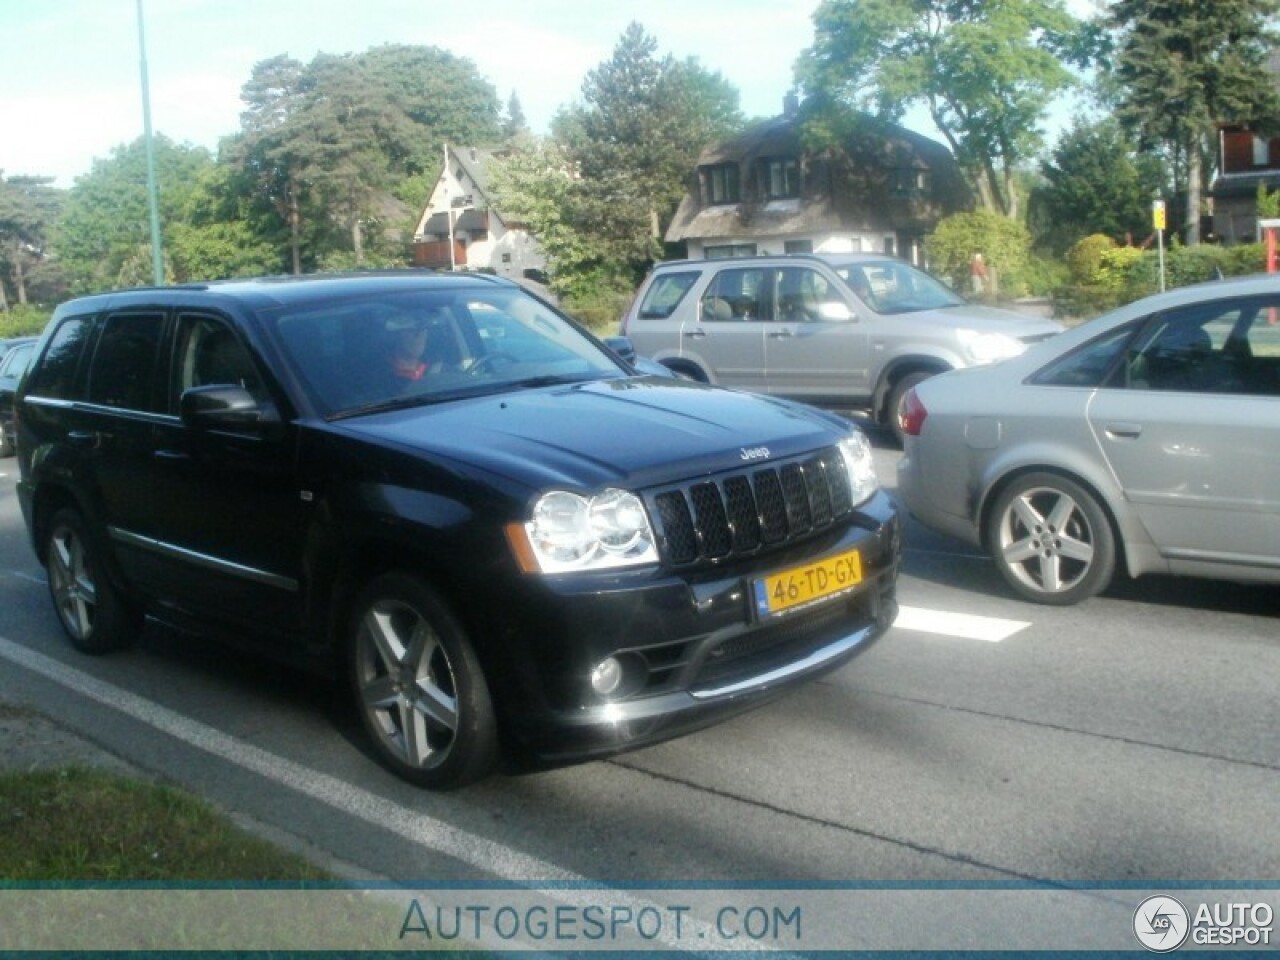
[651, 447, 854, 566]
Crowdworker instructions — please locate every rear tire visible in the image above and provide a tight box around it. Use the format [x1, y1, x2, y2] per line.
[349, 572, 498, 789]
[45, 507, 142, 654]
[986, 473, 1116, 605]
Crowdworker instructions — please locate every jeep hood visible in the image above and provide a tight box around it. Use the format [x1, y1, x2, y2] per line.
[335, 377, 850, 490]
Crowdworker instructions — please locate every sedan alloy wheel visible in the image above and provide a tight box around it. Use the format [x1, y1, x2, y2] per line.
[988, 473, 1116, 605]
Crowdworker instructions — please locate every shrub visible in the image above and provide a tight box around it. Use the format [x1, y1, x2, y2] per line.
[925, 210, 1031, 298]
[1064, 234, 1116, 286]
[0, 304, 52, 338]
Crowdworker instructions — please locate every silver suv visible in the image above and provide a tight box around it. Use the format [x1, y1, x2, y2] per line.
[621, 253, 1063, 441]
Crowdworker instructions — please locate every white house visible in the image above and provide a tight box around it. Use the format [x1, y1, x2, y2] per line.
[412, 145, 546, 282]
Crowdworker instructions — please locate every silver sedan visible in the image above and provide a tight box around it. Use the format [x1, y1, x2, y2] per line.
[897, 273, 1280, 604]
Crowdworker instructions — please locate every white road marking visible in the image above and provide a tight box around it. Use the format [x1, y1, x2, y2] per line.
[0, 635, 766, 954]
[894, 605, 1030, 643]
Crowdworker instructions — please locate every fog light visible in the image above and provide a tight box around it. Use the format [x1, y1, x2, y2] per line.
[590, 657, 624, 697]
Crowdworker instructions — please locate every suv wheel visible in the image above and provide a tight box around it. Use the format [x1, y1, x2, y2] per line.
[987, 473, 1116, 605]
[349, 572, 498, 789]
[45, 507, 143, 653]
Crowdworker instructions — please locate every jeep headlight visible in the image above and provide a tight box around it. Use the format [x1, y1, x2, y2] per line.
[957, 328, 1025, 365]
[507, 488, 658, 573]
[838, 431, 879, 507]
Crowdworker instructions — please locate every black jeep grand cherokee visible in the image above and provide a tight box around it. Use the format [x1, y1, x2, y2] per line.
[17, 273, 900, 788]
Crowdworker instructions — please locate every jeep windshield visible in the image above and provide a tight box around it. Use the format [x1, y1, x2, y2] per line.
[831, 259, 966, 315]
[269, 286, 628, 418]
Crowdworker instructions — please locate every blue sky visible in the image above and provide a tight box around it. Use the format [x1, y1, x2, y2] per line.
[3, 0, 823, 187]
[4, 0, 1100, 190]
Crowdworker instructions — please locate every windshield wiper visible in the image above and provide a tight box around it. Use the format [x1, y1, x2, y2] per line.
[329, 393, 449, 421]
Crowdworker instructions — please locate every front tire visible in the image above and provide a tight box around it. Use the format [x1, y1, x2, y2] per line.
[45, 507, 142, 653]
[349, 572, 498, 789]
[987, 473, 1116, 605]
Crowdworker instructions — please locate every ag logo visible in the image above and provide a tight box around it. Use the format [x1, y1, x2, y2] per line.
[1134, 895, 1190, 952]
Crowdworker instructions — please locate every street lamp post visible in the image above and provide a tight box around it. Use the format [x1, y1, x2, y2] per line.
[135, 0, 164, 286]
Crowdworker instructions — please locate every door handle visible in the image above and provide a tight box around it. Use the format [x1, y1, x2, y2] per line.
[154, 449, 192, 462]
[768, 329, 793, 339]
[682, 329, 706, 339]
[67, 430, 101, 449]
[1105, 422, 1143, 439]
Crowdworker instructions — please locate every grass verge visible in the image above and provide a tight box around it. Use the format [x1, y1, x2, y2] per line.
[0, 766, 330, 881]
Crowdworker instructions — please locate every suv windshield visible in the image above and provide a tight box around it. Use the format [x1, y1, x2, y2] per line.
[269, 285, 625, 417]
[831, 259, 965, 315]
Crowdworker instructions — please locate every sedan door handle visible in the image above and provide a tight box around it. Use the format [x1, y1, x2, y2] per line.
[1104, 422, 1143, 439]
[768, 329, 794, 339]
[154, 449, 192, 462]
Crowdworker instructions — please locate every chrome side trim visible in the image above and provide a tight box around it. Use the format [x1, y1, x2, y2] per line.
[689, 624, 875, 700]
[109, 527, 298, 592]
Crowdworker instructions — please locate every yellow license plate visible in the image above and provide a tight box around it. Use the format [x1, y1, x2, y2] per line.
[753, 548, 863, 617]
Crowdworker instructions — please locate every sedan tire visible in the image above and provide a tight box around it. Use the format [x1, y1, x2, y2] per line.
[349, 572, 499, 789]
[987, 473, 1116, 605]
[45, 507, 143, 653]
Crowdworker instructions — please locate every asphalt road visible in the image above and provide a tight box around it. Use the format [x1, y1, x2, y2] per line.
[0, 430, 1276, 889]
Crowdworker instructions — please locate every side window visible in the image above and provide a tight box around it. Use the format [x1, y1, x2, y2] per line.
[1123, 298, 1280, 396]
[637, 272, 699, 320]
[172, 315, 262, 411]
[776, 268, 840, 322]
[87, 313, 166, 411]
[1032, 325, 1135, 388]
[26, 317, 94, 400]
[700, 268, 771, 322]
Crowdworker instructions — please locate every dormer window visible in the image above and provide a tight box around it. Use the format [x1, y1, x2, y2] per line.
[891, 168, 930, 195]
[702, 164, 741, 205]
[761, 157, 800, 199]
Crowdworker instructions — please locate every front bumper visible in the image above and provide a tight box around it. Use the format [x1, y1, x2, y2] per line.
[483, 489, 902, 768]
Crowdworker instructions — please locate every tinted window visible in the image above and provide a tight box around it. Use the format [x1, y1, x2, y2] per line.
[87, 313, 165, 411]
[637, 272, 699, 319]
[26, 317, 93, 400]
[170, 314, 264, 412]
[1122, 297, 1280, 395]
[1033, 325, 1135, 388]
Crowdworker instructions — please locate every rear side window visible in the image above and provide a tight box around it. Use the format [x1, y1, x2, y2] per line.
[87, 312, 166, 412]
[636, 272, 699, 319]
[1032, 325, 1134, 387]
[26, 317, 93, 400]
[701, 268, 771, 322]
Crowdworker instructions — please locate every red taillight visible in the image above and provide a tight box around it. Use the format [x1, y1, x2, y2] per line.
[899, 387, 928, 437]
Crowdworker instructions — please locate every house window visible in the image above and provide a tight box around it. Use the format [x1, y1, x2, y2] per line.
[704, 243, 757, 259]
[784, 239, 813, 254]
[702, 164, 741, 205]
[761, 157, 800, 199]
[1254, 135, 1270, 166]
[891, 168, 930, 195]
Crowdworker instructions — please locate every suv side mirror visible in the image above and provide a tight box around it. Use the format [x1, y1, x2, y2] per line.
[602, 335, 637, 364]
[180, 385, 279, 431]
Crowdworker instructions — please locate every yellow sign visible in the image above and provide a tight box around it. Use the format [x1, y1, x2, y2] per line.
[1153, 200, 1166, 231]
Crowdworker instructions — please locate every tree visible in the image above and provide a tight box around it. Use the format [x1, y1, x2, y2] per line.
[550, 23, 743, 283]
[55, 137, 214, 293]
[230, 46, 501, 272]
[0, 173, 64, 308]
[799, 0, 1084, 218]
[502, 91, 529, 141]
[1029, 116, 1167, 254]
[1103, 0, 1280, 244]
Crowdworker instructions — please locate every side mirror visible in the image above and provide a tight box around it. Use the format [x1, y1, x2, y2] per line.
[817, 301, 855, 321]
[180, 385, 279, 431]
[602, 335, 638, 364]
